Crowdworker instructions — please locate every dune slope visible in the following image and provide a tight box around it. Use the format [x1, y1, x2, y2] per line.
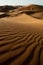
[0, 4, 43, 65]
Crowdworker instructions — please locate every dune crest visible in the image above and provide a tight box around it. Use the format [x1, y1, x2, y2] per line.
[0, 4, 43, 19]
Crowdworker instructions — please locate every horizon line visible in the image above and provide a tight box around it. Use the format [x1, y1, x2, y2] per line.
[0, 3, 43, 6]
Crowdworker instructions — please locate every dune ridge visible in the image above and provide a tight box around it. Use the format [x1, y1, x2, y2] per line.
[0, 4, 43, 19]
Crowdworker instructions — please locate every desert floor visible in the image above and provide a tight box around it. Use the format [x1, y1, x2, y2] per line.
[0, 14, 43, 65]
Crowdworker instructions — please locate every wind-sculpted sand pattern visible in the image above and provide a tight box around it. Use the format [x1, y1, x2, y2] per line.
[0, 32, 43, 65]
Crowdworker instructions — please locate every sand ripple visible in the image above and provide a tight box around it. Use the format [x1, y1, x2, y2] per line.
[0, 32, 43, 65]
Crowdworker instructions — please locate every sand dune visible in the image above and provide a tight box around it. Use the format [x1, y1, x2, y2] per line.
[0, 4, 43, 65]
[0, 13, 43, 33]
[0, 5, 21, 12]
[13, 4, 43, 19]
[31, 12, 43, 19]
[0, 4, 43, 19]
[0, 13, 43, 65]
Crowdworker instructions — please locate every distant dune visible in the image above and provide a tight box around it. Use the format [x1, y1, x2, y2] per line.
[0, 5, 22, 12]
[31, 12, 43, 19]
[0, 4, 43, 65]
[16, 4, 43, 12]
[0, 4, 43, 19]
[14, 4, 43, 19]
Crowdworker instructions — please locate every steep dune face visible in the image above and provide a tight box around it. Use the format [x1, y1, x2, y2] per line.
[31, 12, 43, 19]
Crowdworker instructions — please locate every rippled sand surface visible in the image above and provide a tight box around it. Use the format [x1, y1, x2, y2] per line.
[0, 14, 43, 65]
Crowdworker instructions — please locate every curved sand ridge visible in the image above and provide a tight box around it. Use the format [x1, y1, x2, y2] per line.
[0, 14, 43, 33]
[0, 32, 43, 65]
